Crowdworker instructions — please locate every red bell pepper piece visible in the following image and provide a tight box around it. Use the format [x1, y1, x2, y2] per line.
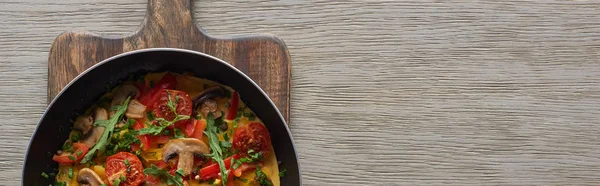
[133, 120, 169, 151]
[52, 142, 89, 164]
[225, 91, 239, 120]
[199, 154, 239, 180]
[187, 119, 206, 139]
[184, 119, 195, 137]
[233, 163, 258, 177]
[139, 73, 177, 108]
[151, 135, 170, 144]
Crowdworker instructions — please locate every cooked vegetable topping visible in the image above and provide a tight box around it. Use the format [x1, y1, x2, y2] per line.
[80, 97, 130, 163]
[144, 165, 185, 186]
[51, 72, 282, 186]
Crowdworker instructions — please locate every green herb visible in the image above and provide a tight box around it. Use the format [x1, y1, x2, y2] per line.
[121, 175, 127, 182]
[173, 128, 185, 139]
[113, 177, 121, 186]
[195, 114, 202, 120]
[52, 181, 67, 186]
[71, 132, 82, 141]
[68, 155, 76, 161]
[144, 165, 185, 186]
[61, 141, 73, 152]
[147, 111, 155, 121]
[76, 150, 83, 156]
[166, 90, 177, 113]
[124, 159, 130, 167]
[236, 149, 263, 166]
[114, 129, 140, 152]
[248, 149, 263, 160]
[138, 92, 191, 135]
[243, 112, 256, 121]
[204, 113, 228, 186]
[232, 120, 238, 129]
[279, 168, 287, 177]
[255, 166, 273, 186]
[137, 115, 190, 135]
[101, 184, 108, 186]
[41, 172, 49, 179]
[68, 167, 73, 179]
[81, 97, 131, 163]
[123, 118, 135, 129]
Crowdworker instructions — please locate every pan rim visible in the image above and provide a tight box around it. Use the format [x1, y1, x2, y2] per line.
[23, 48, 301, 185]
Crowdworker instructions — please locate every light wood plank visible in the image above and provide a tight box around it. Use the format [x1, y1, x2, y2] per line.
[2, 0, 600, 185]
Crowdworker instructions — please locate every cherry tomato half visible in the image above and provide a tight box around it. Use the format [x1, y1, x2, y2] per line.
[52, 142, 89, 164]
[232, 122, 272, 157]
[139, 73, 178, 108]
[106, 152, 145, 186]
[152, 89, 192, 127]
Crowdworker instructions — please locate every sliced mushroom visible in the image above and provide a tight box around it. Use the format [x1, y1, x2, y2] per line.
[110, 84, 140, 118]
[81, 108, 108, 148]
[126, 99, 146, 119]
[162, 138, 210, 175]
[73, 115, 94, 135]
[77, 168, 105, 186]
[192, 86, 225, 118]
[199, 99, 222, 118]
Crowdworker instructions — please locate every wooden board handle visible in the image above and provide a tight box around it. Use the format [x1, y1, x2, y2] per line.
[125, 0, 205, 50]
[144, 0, 195, 31]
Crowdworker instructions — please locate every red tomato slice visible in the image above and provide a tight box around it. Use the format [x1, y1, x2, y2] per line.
[52, 142, 88, 164]
[106, 152, 144, 186]
[152, 89, 192, 127]
[232, 123, 272, 157]
[140, 73, 178, 108]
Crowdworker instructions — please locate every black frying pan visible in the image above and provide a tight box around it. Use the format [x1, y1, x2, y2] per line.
[22, 48, 300, 185]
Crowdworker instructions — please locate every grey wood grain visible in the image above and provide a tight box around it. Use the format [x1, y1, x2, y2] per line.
[1, 0, 600, 185]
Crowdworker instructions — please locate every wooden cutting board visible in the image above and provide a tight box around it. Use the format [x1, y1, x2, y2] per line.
[47, 0, 291, 123]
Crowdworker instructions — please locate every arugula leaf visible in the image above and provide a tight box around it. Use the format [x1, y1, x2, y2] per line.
[137, 115, 190, 135]
[204, 113, 228, 186]
[81, 97, 131, 163]
[143, 165, 185, 186]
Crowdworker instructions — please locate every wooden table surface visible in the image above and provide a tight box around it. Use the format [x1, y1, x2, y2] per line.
[2, 0, 600, 185]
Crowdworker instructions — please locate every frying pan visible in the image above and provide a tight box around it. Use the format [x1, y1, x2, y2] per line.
[22, 48, 301, 185]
